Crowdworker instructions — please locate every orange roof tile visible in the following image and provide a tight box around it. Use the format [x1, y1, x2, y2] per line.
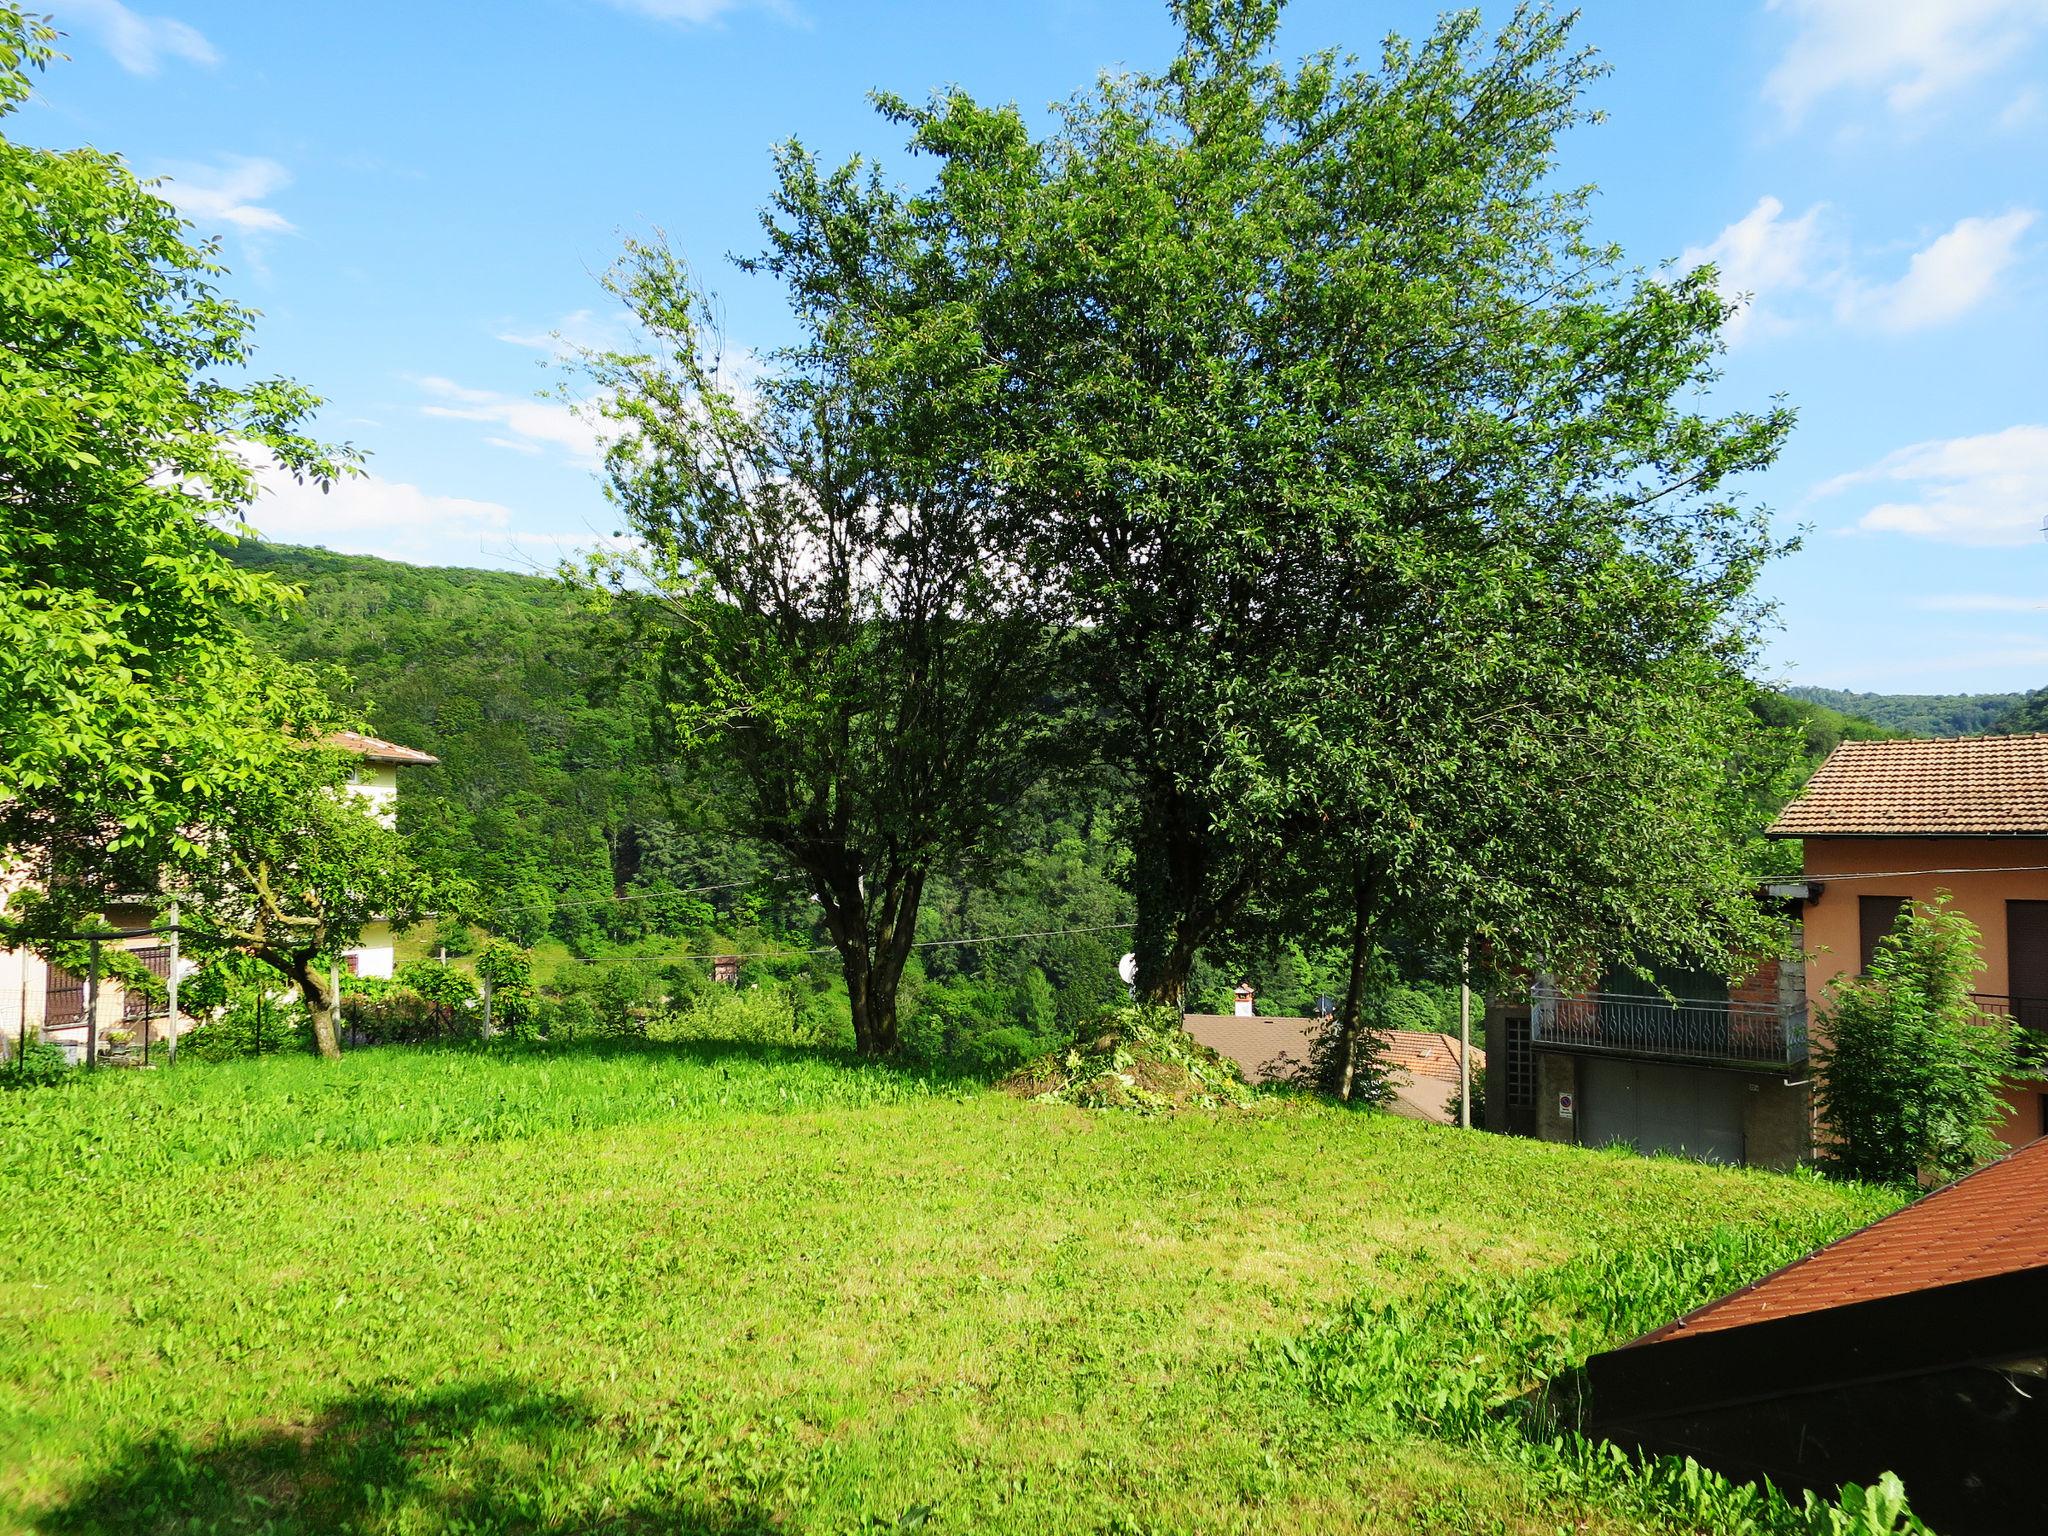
[1636, 1136, 2048, 1344]
[1768, 734, 2048, 838]
[328, 730, 438, 766]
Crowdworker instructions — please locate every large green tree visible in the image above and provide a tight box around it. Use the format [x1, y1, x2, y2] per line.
[0, 8, 350, 918]
[580, 237, 1066, 1055]
[770, 0, 1796, 1005]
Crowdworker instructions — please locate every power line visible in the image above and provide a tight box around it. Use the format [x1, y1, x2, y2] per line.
[568, 919, 1136, 966]
[481, 874, 801, 918]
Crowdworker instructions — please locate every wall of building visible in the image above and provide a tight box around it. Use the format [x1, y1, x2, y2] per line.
[1801, 836, 2048, 1148]
[346, 763, 401, 828]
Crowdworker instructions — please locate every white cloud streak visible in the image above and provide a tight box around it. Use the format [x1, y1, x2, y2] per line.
[1765, 0, 2048, 125]
[1681, 201, 2035, 342]
[1837, 210, 2037, 331]
[597, 0, 794, 26]
[417, 376, 606, 464]
[1678, 195, 1832, 341]
[1818, 425, 2048, 546]
[60, 0, 216, 75]
[155, 156, 295, 235]
[243, 458, 516, 566]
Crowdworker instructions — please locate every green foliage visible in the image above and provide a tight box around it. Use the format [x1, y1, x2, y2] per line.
[225, 543, 787, 955]
[579, 229, 1068, 1057]
[796, 2, 1796, 1008]
[393, 960, 479, 1013]
[181, 996, 314, 1062]
[2, 1037, 71, 1086]
[475, 939, 537, 1035]
[1815, 894, 2034, 1186]
[1006, 1004, 1257, 1111]
[0, 10, 352, 917]
[1783, 686, 2022, 738]
[1991, 683, 2048, 736]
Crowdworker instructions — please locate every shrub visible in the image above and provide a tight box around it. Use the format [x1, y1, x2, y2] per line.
[182, 998, 314, 1060]
[2, 1037, 73, 1087]
[1815, 894, 2035, 1186]
[476, 940, 537, 1036]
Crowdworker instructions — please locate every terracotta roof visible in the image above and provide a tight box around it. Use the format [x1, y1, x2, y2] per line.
[1635, 1136, 2048, 1345]
[328, 730, 438, 766]
[1767, 734, 2048, 838]
[1181, 1014, 1481, 1087]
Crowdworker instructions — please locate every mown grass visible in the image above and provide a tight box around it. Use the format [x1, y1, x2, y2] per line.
[0, 1042, 1902, 1534]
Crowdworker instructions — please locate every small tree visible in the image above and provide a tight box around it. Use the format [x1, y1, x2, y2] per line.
[1815, 895, 2032, 1186]
[180, 742, 444, 1061]
[579, 236, 1066, 1056]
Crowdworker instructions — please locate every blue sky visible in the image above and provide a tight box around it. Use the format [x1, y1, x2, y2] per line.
[20, 0, 2048, 692]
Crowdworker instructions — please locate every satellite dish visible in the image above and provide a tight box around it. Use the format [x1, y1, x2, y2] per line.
[1117, 952, 1139, 986]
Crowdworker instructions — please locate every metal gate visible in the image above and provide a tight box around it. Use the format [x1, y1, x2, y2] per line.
[1580, 1058, 1746, 1165]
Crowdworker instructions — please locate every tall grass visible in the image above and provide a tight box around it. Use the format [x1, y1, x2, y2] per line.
[0, 1039, 968, 1183]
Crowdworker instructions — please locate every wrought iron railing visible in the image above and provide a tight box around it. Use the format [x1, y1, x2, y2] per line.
[1531, 985, 1807, 1068]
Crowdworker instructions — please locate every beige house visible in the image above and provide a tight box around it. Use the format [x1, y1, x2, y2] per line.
[2, 731, 437, 1063]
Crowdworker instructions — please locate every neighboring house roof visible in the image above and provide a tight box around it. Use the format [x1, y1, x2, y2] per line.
[1582, 1136, 2048, 1532]
[329, 731, 439, 766]
[1767, 733, 2048, 838]
[1181, 1013, 1482, 1124]
[1634, 1135, 2048, 1346]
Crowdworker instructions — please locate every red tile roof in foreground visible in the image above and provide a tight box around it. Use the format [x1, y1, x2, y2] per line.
[329, 730, 438, 766]
[1636, 1136, 2048, 1345]
[1767, 734, 2048, 838]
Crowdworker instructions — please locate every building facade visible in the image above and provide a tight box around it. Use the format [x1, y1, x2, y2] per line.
[1769, 734, 2048, 1150]
[2, 731, 436, 1062]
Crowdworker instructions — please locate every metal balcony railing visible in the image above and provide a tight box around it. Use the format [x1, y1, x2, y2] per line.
[1531, 985, 1807, 1068]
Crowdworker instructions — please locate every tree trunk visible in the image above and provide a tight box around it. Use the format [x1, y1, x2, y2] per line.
[1334, 866, 1374, 1103]
[288, 956, 343, 1062]
[815, 864, 924, 1057]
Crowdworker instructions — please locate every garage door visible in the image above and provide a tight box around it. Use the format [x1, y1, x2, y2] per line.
[1580, 1058, 1745, 1164]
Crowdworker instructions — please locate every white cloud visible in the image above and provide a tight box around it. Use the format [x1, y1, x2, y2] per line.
[1817, 425, 2048, 546]
[243, 459, 516, 565]
[598, 0, 794, 25]
[60, 0, 216, 75]
[1836, 210, 2037, 331]
[496, 307, 636, 360]
[1765, 0, 2048, 125]
[155, 156, 295, 235]
[1678, 195, 1832, 341]
[417, 376, 606, 464]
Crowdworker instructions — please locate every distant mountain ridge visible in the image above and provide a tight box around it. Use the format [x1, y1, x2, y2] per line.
[1781, 686, 2026, 738]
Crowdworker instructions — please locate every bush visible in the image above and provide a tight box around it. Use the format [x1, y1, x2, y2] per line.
[181, 998, 314, 1061]
[2, 1037, 73, 1087]
[1815, 894, 2036, 1186]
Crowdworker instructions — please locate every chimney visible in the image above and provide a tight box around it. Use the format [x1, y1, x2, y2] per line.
[712, 955, 741, 985]
[1233, 982, 1255, 1018]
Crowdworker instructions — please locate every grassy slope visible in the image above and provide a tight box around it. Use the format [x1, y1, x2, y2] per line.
[0, 1047, 1896, 1535]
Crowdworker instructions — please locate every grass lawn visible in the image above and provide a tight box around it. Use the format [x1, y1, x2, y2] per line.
[0, 1043, 1899, 1535]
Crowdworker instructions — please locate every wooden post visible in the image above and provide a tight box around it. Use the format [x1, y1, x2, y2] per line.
[84, 938, 100, 1069]
[165, 902, 180, 1067]
[480, 973, 494, 1040]
[1459, 944, 1472, 1131]
[15, 957, 26, 1077]
[254, 988, 263, 1058]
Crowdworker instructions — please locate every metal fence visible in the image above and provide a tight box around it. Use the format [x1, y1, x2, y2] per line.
[1531, 985, 1807, 1068]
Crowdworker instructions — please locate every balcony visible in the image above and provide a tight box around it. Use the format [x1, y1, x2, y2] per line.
[1531, 984, 1807, 1069]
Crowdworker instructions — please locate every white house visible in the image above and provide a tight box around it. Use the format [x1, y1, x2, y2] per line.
[0, 730, 437, 1060]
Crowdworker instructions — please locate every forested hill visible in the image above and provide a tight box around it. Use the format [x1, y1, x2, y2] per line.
[226, 541, 1135, 1015]
[226, 540, 786, 949]
[229, 541, 2020, 1013]
[1781, 685, 2026, 737]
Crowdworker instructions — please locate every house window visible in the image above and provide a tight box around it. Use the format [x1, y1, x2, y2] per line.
[1858, 896, 1909, 974]
[1505, 1013, 1535, 1107]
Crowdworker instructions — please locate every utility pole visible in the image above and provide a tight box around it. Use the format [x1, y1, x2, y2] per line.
[84, 938, 100, 1069]
[1458, 943, 1472, 1131]
[165, 902, 180, 1067]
